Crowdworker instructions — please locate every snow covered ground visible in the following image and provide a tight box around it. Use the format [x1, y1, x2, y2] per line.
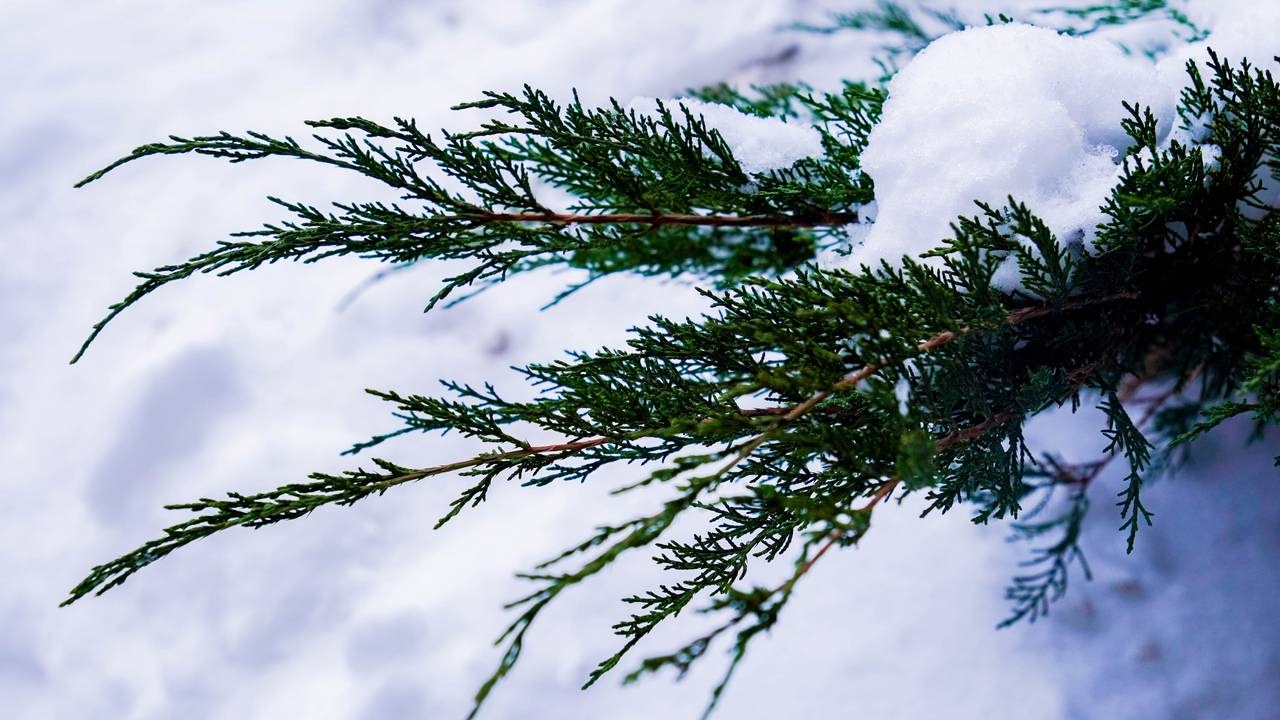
[1, 1, 1277, 718]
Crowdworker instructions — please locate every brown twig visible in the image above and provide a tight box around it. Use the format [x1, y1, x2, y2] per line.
[352, 436, 613, 495]
[473, 210, 861, 228]
[1052, 362, 1203, 487]
[711, 290, 1137, 479]
[778, 478, 903, 593]
[783, 404, 1034, 591]
[736, 405, 851, 418]
[935, 411, 1022, 451]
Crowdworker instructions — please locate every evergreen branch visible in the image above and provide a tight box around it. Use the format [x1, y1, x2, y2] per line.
[602, 371, 1106, 698]
[682, 477, 900, 720]
[1063, 363, 1204, 487]
[999, 485, 1092, 627]
[61, 437, 609, 605]
[61, 52, 1280, 720]
[73, 131, 360, 189]
[644, 290, 1138, 498]
[780, 475, 901, 589]
[467, 480, 711, 720]
[999, 363, 1200, 626]
[70, 86, 880, 362]
[621, 409, 1039, 719]
[66, 284, 1139, 610]
[67, 205, 857, 364]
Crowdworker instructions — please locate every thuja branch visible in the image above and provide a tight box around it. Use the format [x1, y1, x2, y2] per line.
[67, 205, 859, 364]
[71, 84, 882, 362]
[61, 437, 611, 605]
[65, 284, 1141, 608]
[616, 396, 1046, 720]
[785, 475, 901, 589]
[60, 41, 1280, 720]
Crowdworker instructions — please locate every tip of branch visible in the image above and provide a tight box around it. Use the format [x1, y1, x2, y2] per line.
[68, 327, 103, 365]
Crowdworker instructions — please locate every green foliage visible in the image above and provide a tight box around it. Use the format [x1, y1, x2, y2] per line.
[1001, 483, 1091, 627]
[62, 16, 1280, 720]
[70, 85, 881, 363]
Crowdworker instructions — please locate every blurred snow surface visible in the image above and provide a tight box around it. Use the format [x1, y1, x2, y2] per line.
[0, 1, 1277, 718]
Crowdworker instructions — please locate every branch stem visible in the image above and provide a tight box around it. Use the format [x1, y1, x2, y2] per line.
[366, 290, 1141, 498]
[471, 210, 861, 228]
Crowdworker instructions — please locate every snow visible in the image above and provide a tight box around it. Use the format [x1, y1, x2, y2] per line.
[1024, 408, 1280, 720]
[1, 1, 1278, 719]
[844, 4, 1280, 278]
[846, 23, 1174, 274]
[628, 96, 824, 174]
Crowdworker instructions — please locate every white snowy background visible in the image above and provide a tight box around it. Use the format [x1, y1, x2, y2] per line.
[2, 1, 1277, 718]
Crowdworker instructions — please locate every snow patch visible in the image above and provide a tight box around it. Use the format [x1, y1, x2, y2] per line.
[844, 23, 1174, 275]
[844, 6, 1280, 278]
[628, 96, 824, 174]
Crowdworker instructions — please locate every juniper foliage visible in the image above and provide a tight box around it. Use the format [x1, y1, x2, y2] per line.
[62, 9, 1280, 719]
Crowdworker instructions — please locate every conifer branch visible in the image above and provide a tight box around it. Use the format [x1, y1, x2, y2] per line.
[708, 290, 1139, 482]
[785, 475, 901, 587]
[61, 436, 612, 605]
[71, 84, 884, 361]
[624, 400, 1045, 720]
[62, 49, 1280, 719]
[63, 287, 1140, 607]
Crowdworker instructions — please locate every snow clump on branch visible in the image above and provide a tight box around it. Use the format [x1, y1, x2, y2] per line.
[847, 23, 1174, 279]
[628, 96, 825, 175]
